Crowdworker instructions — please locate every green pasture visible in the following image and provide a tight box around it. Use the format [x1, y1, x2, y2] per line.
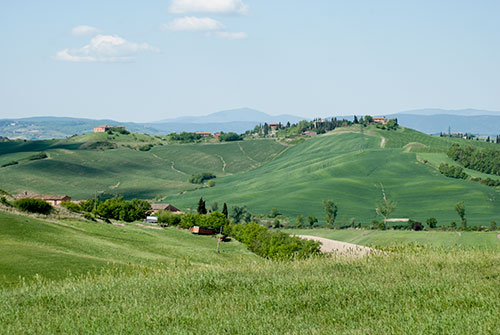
[0, 211, 258, 287]
[168, 126, 500, 225]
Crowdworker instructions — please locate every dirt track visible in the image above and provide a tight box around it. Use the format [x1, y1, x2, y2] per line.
[298, 235, 376, 257]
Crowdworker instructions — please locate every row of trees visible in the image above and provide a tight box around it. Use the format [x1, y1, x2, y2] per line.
[63, 196, 151, 222]
[448, 144, 500, 176]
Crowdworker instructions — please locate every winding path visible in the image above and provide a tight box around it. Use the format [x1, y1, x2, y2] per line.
[298, 235, 376, 257]
[215, 154, 227, 173]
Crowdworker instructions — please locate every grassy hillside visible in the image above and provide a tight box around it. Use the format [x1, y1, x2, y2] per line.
[1, 244, 499, 334]
[167, 126, 500, 225]
[0, 133, 286, 199]
[0, 210, 258, 287]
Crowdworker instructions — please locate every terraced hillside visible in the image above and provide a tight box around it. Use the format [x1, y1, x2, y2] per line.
[167, 126, 500, 225]
[0, 133, 286, 199]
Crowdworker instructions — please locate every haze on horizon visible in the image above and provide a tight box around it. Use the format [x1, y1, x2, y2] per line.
[1, 0, 499, 122]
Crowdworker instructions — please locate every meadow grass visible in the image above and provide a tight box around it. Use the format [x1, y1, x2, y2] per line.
[0, 211, 258, 287]
[1, 247, 499, 334]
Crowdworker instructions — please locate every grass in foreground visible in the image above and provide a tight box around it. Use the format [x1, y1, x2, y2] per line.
[1, 247, 499, 334]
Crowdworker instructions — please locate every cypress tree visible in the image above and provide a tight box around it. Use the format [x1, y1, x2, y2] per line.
[222, 203, 228, 218]
[197, 197, 207, 215]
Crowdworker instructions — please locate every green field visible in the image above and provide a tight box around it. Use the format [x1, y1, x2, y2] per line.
[287, 228, 500, 249]
[0, 210, 258, 287]
[167, 126, 500, 225]
[0, 133, 286, 199]
[1, 210, 500, 334]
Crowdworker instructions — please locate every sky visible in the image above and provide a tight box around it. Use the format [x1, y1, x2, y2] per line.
[1, 0, 499, 122]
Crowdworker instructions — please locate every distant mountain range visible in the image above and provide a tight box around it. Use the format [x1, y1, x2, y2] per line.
[1, 108, 499, 140]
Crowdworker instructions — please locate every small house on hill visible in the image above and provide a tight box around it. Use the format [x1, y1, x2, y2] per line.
[269, 123, 281, 131]
[372, 117, 388, 125]
[94, 125, 126, 133]
[14, 192, 71, 206]
[195, 132, 212, 137]
[151, 203, 181, 213]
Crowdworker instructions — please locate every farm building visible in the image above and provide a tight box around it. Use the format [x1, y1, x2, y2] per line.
[93, 125, 126, 133]
[269, 123, 281, 131]
[195, 132, 212, 137]
[151, 203, 181, 213]
[191, 226, 214, 235]
[213, 132, 221, 139]
[14, 192, 71, 206]
[372, 117, 388, 125]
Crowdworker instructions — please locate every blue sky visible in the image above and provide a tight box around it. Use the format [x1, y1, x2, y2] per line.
[1, 0, 499, 122]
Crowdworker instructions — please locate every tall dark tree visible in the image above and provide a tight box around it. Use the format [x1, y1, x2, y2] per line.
[197, 197, 207, 215]
[353, 115, 359, 124]
[222, 202, 228, 218]
[322, 200, 338, 229]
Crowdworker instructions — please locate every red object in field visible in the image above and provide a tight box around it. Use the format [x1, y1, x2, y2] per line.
[191, 226, 214, 235]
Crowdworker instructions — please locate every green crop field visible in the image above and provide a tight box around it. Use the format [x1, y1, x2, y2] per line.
[0, 133, 286, 199]
[1, 210, 500, 334]
[167, 126, 500, 226]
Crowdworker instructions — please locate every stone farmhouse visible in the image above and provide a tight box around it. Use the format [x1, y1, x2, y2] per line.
[14, 192, 71, 206]
[94, 125, 126, 133]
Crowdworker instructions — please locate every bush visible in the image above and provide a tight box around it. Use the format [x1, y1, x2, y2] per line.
[83, 212, 96, 221]
[28, 152, 48, 161]
[426, 217, 437, 228]
[90, 197, 151, 222]
[0, 196, 11, 207]
[218, 132, 243, 142]
[1, 160, 18, 167]
[15, 198, 52, 215]
[439, 163, 468, 179]
[227, 222, 322, 260]
[412, 221, 424, 231]
[157, 210, 182, 226]
[138, 144, 153, 151]
[207, 180, 216, 188]
[189, 172, 216, 184]
[61, 200, 80, 212]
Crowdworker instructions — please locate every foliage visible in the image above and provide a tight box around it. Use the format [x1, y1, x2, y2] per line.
[308, 216, 318, 228]
[295, 215, 305, 228]
[0, 197, 11, 207]
[138, 144, 153, 151]
[210, 202, 218, 212]
[83, 212, 95, 221]
[230, 205, 252, 224]
[94, 197, 151, 222]
[322, 200, 338, 228]
[61, 200, 80, 212]
[168, 132, 202, 143]
[222, 202, 228, 218]
[80, 141, 117, 150]
[426, 217, 438, 229]
[218, 132, 243, 142]
[28, 152, 48, 160]
[178, 212, 229, 231]
[438, 163, 468, 179]
[376, 198, 396, 223]
[489, 220, 497, 231]
[1, 160, 18, 167]
[15, 198, 52, 215]
[454, 201, 466, 229]
[157, 210, 182, 226]
[448, 143, 500, 176]
[197, 197, 207, 214]
[207, 180, 216, 187]
[269, 208, 281, 218]
[189, 172, 216, 184]
[412, 221, 424, 231]
[227, 222, 321, 260]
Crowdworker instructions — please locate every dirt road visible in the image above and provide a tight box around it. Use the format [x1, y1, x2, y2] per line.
[298, 235, 376, 257]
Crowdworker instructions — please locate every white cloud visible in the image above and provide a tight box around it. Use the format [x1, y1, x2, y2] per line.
[169, 0, 249, 14]
[54, 34, 158, 62]
[71, 25, 101, 36]
[162, 17, 225, 32]
[215, 31, 247, 39]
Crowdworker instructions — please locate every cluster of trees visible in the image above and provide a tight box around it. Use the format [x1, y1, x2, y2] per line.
[63, 196, 151, 222]
[448, 144, 500, 176]
[189, 172, 216, 184]
[438, 163, 468, 179]
[14, 198, 53, 215]
[227, 222, 321, 260]
[218, 132, 243, 142]
[106, 127, 130, 135]
[158, 210, 229, 231]
[168, 132, 203, 143]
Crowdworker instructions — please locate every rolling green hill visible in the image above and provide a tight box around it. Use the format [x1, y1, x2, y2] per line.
[166, 126, 500, 226]
[0, 210, 258, 287]
[0, 133, 286, 200]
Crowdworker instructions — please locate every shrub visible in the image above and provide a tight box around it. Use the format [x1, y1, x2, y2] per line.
[15, 198, 52, 215]
[189, 172, 216, 184]
[179, 213, 199, 229]
[439, 163, 468, 179]
[157, 210, 182, 226]
[227, 222, 322, 260]
[61, 200, 80, 212]
[412, 221, 424, 231]
[28, 152, 48, 161]
[83, 212, 96, 221]
[0, 196, 11, 207]
[1, 161, 18, 167]
[426, 217, 437, 228]
[218, 132, 243, 142]
[207, 180, 216, 187]
[138, 144, 153, 151]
